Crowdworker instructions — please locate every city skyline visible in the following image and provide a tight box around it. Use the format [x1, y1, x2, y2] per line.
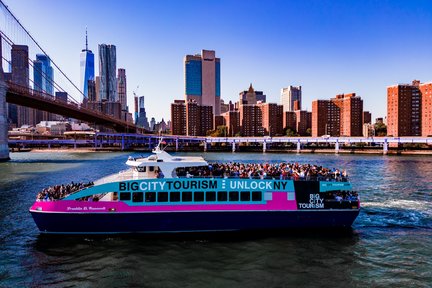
[4, 0, 432, 121]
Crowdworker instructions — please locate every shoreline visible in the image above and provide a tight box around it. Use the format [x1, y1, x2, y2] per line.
[12, 147, 432, 156]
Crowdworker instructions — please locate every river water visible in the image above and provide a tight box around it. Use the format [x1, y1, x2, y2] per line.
[0, 151, 431, 287]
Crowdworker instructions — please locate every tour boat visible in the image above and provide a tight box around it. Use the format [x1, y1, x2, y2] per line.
[29, 143, 360, 234]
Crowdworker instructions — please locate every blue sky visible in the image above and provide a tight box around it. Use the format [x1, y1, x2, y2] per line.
[4, 0, 432, 122]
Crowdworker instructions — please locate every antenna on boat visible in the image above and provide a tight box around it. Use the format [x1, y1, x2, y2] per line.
[153, 136, 168, 153]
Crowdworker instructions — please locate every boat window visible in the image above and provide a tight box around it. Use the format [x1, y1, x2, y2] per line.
[182, 192, 192, 202]
[145, 192, 156, 202]
[120, 192, 131, 201]
[217, 191, 228, 201]
[149, 166, 155, 172]
[252, 191, 262, 201]
[137, 166, 146, 172]
[132, 192, 143, 202]
[240, 191, 251, 201]
[158, 192, 169, 202]
[229, 191, 239, 201]
[170, 191, 181, 202]
[206, 191, 216, 201]
[113, 192, 118, 201]
[194, 191, 204, 202]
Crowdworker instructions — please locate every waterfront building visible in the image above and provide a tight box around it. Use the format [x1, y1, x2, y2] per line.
[221, 111, 240, 136]
[117, 68, 127, 111]
[281, 86, 302, 112]
[170, 100, 186, 135]
[98, 44, 117, 102]
[363, 111, 372, 124]
[312, 93, 363, 137]
[283, 110, 311, 136]
[312, 100, 340, 137]
[295, 110, 312, 136]
[332, 93, 363, 137]
[387, 80, 421, 137]
[239, 104, 264, 136]
[258, 103, 283, 136]
[80, 30, 95, 100]
[186, 100, 213, 136]
[420, 82, 432, 136]
[283, 111, 297, 132]
[184, 49, 221, 115]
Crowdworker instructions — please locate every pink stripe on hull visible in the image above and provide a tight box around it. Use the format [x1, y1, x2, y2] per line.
[30, 192, 298, 213]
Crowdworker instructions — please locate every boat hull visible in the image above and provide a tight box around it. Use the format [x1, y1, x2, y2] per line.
[30, 209, 360, 234]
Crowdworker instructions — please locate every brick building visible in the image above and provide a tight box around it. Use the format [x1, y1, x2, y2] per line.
[221, 111, 240, 136]
[258, 103, 283, 136]
[387, 81, 421, 136]
[283, 111, 297, 132]
[363, 111, 372, 124]
[420, 82, 432, 136]
[170, 100, 186, 135]
[239, 104, 264, 136]
[312, 93, 363, 137]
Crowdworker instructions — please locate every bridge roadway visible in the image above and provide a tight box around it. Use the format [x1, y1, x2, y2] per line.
[8, 134, 432, 155]
[6, 82, 138, 133]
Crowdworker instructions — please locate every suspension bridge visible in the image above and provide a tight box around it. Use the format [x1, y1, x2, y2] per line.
[0, 0, 140, 160]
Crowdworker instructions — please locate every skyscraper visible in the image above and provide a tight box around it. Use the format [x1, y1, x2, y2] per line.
[136, 95, 149, 129]
[184, 49, 221, 115]
[117, 68, 127, 110]
[33, 54, 54, 122]
[11, 45, 32, 127]
[80, 30, 94, 100]
[281, 86, 302, 112]
[98, 44, 117, 102]
[33, 54, 54, 95]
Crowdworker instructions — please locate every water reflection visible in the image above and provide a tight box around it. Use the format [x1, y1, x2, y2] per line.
[0, 152, 431, 287]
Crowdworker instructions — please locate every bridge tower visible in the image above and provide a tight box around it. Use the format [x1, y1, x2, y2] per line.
[0, 35, 10, 161]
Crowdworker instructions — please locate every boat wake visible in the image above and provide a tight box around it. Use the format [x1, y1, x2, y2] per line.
[358, 199, 432, 229]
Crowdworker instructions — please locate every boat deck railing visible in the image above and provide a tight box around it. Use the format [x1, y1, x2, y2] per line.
[175, 175, 349, 182]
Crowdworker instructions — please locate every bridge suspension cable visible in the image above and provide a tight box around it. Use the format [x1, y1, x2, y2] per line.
[0, 0, 85, 103]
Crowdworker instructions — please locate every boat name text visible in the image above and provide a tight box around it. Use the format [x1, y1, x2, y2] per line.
[298, 193, 324, 209]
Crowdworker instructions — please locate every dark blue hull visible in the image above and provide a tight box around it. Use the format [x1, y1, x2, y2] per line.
[30, 210, 360, 234]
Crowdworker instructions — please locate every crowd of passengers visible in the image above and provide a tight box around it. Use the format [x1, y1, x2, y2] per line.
[176, 162, 349, 182]
[36, 181, 94, 201]
[326, 191, 359, 202]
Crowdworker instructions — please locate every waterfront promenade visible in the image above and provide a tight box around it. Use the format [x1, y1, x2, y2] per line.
[8, 133, 432, 155]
